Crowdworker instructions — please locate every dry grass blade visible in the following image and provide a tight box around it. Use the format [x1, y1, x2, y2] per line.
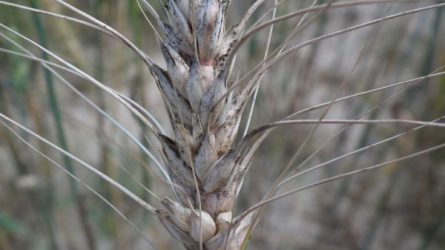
[0, 22, 177, 184]
[0, 24, 159, 134]
[276, 116, 445, 189]
[0, 121, 157, 249]
[244, 0, 415, 41]
[56, 0, 154, 66]
[0, 36, 169, 187]
[0, 112, 156, 213]
[230, 2, 445, 96]
[0, 1, 111, 35]
[238, 141, 445, 220]
[243, 0, 278, 137]
[285, 71, 445, 119]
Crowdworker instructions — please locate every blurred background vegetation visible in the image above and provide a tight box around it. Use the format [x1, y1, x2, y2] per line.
[0, 0, 444, 249]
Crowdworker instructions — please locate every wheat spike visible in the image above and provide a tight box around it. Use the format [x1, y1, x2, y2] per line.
[150, 0, 255, 249]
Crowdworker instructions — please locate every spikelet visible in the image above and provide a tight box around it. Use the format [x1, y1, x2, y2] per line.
[202, 149, 237, 192]
[166, 0, 193, 49]
[162, 198, 193, 233]
[187, 62, 214, 112]
[161, 43, 189, 98]
[194, 134, 218, 181]
[190, 210, 217, 242]
[216, 211, 232, 232]
[199, 76, 227, 128]
[196, 0, 224, 63]
[176, 0, 190, 19]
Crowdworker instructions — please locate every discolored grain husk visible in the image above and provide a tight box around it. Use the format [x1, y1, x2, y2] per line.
[150, 1, 258, 249]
